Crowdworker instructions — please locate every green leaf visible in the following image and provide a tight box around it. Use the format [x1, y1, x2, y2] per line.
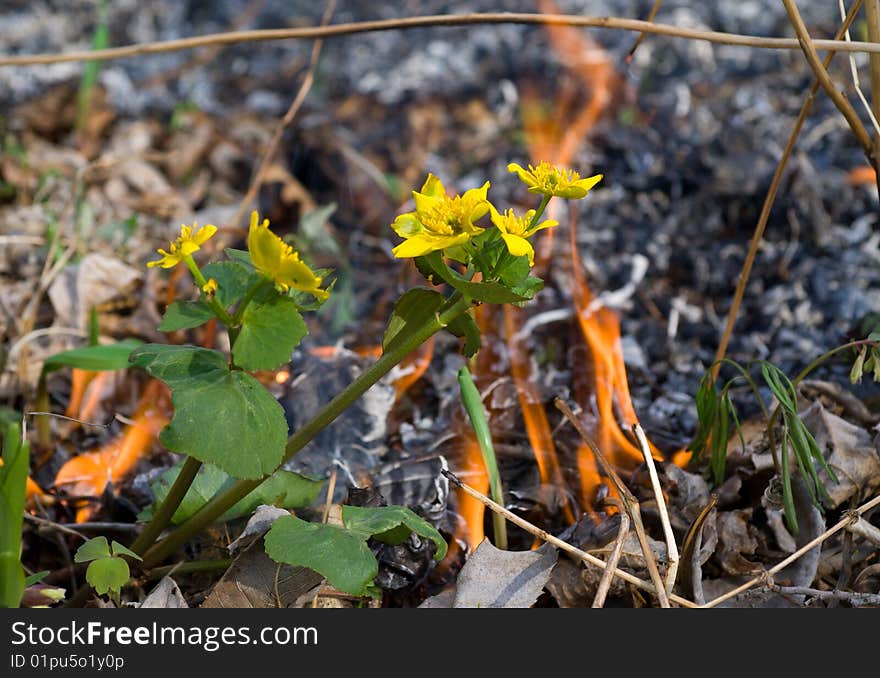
[0, 422, 28, 608]
[383, 288, 445, 354]
[495, 253, 531, 287]
[447, 311, 481, 357]
[342, 505, 448, 560]
[851, 346, 867, 384]
[85, 557, 130, 596]
[142, 462, 323, 525]
[23, 571, 50, 587]
[232, 296, 307, 371]
[158, 301, 215, 332]
[264, 515, 379, 597]
[42, 339, 143, 373]
[224, 248, 254, 269]
[129, 344, 288, 479]
[203, 261, 259, 309]
[110, 541, 142, 561]
[74, 536, 111, 563]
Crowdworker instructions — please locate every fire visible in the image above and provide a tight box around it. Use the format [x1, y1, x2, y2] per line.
[54, 380, 168, 522]
[451, 0, 672, 541]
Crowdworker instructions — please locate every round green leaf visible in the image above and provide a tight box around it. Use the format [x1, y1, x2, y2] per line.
[264, 515, 378, 597]
[342, 505, 448, 560]
[129, 344, 288, 479]
[74, 536, 111, 563]
[158, 301, 214, 332]
[85, 557, 130, 596]
[232, 296, 307, 371]
[202, 261, 260, 310]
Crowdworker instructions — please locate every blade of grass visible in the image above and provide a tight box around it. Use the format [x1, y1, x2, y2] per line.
[457, 366, 506, 549]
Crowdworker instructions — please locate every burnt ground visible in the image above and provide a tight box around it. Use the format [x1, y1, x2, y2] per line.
[2, 1, 880, 607]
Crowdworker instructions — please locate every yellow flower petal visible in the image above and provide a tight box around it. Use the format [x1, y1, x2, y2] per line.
[523, 218, 558, 237]
[147, 222, 217, 269]
[246, 210, 328, 299]
[500, 233, 535, 266]
[420, 173, 446, 198]
[508, 161, 602, 200]
[390, 174, 490, 258]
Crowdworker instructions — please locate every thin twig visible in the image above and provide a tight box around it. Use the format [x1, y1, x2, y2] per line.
[781, 0, 874, 158]
[678, 493, 718, 604]
[322, 466, 338, 524]
[6, 13, 880, 68]
[700, 494, 880, 608]
[441, 469, 698, 608]
[847, 515, 880, 546]
[228, 0, 336, 230]
[554, 399, 669, 607]
[767, 584, 880, 607]
[711, 0, 864, 376]
[633, 423, 678, 594]
[626, 0, 664, 60]
[839, 1, 880, 136]
[864, 0, 880, 194]
[592, 498, 630, 608]
[23, 513, 87, 540]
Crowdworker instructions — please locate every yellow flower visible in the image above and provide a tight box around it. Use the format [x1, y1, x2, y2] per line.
[147, 222, 217, 268]
[246, 211, 328, 300]
[391, 173, 490, 258]
[507, 161, 603, 199]
[201, 278, 218, 297]
[489, 205, 558, 266]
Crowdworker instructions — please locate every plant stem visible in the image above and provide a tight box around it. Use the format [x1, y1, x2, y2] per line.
[140, 292, 471, 567]
[864, 0, 880, 194]
[711, 0, 864, 379]
[129, 456, 202, 556]
[528, 194, 552, 229]
[142, 558, 232, 581]
[183, 257, 236, 328]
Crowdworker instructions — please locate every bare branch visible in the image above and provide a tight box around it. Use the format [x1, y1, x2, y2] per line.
[5, 13, 880, 69]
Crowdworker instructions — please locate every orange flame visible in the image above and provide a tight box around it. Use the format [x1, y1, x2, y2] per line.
[54, 380, 168, 522]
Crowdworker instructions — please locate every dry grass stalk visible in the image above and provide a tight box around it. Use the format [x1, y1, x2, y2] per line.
[441, 469, 698, 608]
[228, 0, 336, 230]
[592, 498, 630, 608]
[554, 399, 669, 607]
[712, 0, 864, 375]
[632, 423, 679, 594]
[7, 13, 880, 68]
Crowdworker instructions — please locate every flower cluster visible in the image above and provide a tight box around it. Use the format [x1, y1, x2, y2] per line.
[389, 162, 602, 267]
[147, 213, 328, 302]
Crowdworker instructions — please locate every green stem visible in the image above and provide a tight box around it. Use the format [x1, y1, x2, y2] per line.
[765, 339, 877, 473]
[129, 456, 202, 556]
[529, 194, 552, 230]
[232, 279, 270, 324]
[489, 194, 553, 278]
[140, 292, 472, 568]
[142, 558, 232, 581]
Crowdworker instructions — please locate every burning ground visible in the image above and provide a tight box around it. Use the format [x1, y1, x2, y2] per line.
[1, 0, 880, 608]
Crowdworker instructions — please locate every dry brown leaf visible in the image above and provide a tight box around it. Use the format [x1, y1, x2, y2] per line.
[201, 536, 323, 609]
